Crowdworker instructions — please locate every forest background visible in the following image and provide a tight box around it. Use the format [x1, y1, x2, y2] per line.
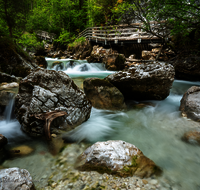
[0, 0, 199, 51]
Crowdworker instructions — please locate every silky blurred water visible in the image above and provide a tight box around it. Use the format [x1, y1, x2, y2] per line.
[0, 58, 200, 189]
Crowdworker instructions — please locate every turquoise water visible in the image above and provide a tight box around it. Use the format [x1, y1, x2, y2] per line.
[0, 59, 200, 189]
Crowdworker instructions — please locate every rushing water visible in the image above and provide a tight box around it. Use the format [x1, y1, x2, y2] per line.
[0, 58, 200, 190]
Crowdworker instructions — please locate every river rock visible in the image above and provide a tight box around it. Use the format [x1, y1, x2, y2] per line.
[87, 46, 125, 71]
[87, 46, 113, 63]
[170, 55, 200, 81]
[0, 37, 38, 78]
[103, 53, 126, 71]
[105, 62, 175, 100]
[180, 86, 200, 121]
[142, 50, 155, 60]
[76, 140, 161, 178]
[0, 167, 35, 190]
[0, 134, 7, 149]
[52, 61, 64, 70]
[34, 56, 48, 68]
[15, 68, 92, 137]
[0, 72, 21, 83]
[182, 129, 200, 145]
[83, 78, 126, 110]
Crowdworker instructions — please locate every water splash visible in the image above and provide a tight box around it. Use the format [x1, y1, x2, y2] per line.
[63, 108, 127, 143]
[0, 98, 29, 143]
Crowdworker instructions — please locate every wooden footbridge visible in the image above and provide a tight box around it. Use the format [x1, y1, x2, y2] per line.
[35, 30, 56, 42]
[77, 22, 169, 47]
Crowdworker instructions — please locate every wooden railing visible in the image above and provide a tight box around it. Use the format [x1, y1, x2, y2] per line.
[35, 30, 56, 42]
[77, 22, 168, 43]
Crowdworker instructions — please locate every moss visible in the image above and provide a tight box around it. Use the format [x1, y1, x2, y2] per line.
[131, 155, 138, 167]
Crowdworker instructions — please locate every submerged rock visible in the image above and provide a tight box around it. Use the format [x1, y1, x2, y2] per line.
[105, 62, 175, 100]
[83, 78, 126, 110]
[0, 167, 35, 190]
[180, 86, 200, 121]
[182, 129, 200, 145]
[76, 140, 161, 178]
[10, 145, 34, 156]
[15, 68, 92, 137]
[52, 61, 64, 70]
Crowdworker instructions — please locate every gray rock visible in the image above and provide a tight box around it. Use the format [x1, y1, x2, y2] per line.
[105, 62, 175, 100]
[170, 56, 200, 81]
[0, 167, 35, 190]
[15, 68, 92, 137]
[83, 78, 126, 110]
[75, 140, 161, 178]
[0, 134, 7, 148]
[0, 72, 22, 83]
[180, 86, 200, 121]
[87, 46, 125, 71]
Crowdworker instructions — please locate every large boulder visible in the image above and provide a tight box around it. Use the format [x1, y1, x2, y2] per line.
[76, 140, 161, 178]
[180, 86, 200, 121]
[0, 167, 35, 190]
[83, 78, 126, 110]
[170, 55, 200, 81]
[105, 62, 175, 100]
[0, 37, 38, 78]
[15, 68, 92, 137]
[87, 46, 125, 71]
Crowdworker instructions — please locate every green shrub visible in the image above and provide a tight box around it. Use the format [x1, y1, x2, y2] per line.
[54, 29, 75, 46]
[17, 32, 44, 52]
[68, 37, 87, 49]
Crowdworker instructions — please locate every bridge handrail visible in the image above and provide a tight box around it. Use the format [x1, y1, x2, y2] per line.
[76, 21, 168, 42]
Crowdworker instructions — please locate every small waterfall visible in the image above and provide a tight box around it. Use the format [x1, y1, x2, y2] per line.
[4, 97, 15, 122]
[3, 94, 15, 123]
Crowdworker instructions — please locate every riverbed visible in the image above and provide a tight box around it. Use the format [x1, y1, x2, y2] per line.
[0, 58, 200, 190]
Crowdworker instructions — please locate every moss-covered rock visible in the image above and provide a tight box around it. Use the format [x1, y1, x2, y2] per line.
[0, 37, 38, 78]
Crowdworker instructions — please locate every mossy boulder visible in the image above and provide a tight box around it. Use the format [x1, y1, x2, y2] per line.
[0, 37, 37, 78]
[83, 78, 126, 110]
[75, 140, 161, 178]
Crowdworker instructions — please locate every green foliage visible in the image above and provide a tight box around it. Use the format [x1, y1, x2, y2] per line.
[68, 37, 86, 49]
[17, 32, 44, 52]
[54, 29, 75, 46]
